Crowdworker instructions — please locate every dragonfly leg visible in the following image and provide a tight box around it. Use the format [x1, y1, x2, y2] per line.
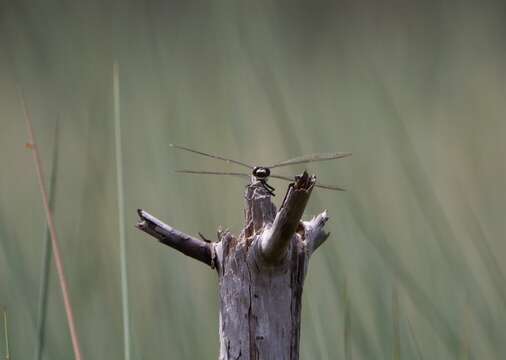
[260, 180, 276, 196]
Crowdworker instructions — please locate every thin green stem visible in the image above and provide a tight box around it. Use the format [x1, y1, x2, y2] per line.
[34, 119, 60, 360]
[392, 287, 400, 360]
[344, 281, 352, 360]
[3, 308, 10, 360]
[406, 318, 423, 360]
[114, 62, 131, 360]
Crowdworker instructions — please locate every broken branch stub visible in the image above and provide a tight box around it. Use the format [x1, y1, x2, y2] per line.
[260, 171, 315, 264]
[135, 171, 331, 359]
[136, 209, 215, 268]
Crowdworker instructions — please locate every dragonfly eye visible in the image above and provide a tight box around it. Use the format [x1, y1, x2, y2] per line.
[253, 167, 270, 178]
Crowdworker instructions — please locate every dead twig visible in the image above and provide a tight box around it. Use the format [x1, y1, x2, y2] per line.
[20, 88, 83, 360]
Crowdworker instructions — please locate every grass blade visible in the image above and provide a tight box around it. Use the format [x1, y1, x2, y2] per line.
[344, 281, 352, 360]
[459, 299, 471, 360]
[392, 287, 400, 360]
[114, 62, 131, 360]
[406, 318, 423, 360]
[348, 196, 458, 352]
[34, 119, 60, 360]
[3, 307, 10, 360]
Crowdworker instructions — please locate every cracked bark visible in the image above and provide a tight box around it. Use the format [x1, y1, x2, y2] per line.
[136, 171, 330, 359]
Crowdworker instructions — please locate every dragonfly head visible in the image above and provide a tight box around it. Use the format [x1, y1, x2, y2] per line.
[252, 166, 271, 179]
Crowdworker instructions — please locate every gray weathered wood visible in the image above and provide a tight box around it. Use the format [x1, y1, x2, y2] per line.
[136, 209, 215, 268]
[136, 172, 330, 359]
[303, 210, 330, 255]
[260, 171, 315, 264]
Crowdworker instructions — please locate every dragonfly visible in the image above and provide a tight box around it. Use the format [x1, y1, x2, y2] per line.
[170, 144, 351, 196]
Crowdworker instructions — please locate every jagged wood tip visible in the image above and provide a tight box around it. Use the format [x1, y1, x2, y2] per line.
[260, 171, 316, 263]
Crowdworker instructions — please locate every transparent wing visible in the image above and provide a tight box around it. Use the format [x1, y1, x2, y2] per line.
[269, 174, 347, 191]
[314, 183, 347, 191]
[175, 169, 251, 178]
[268, 152, 352, 169]
[170, 144, 253, 169]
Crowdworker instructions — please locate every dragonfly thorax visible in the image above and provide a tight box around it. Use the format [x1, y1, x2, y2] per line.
[252, 167, 271, 179]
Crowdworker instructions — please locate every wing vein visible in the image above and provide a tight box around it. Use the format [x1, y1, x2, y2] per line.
[269, 152, 352, 169]
[170, 144, 253, 169]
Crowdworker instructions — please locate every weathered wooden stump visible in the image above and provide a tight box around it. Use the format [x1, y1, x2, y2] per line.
[137, 171, 330, 360]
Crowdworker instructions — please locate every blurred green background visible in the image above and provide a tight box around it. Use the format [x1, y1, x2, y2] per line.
[1, 0, 505, 359]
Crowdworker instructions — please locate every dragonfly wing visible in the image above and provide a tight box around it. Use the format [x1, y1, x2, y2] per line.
[268, 152, 352, 169]
[170, 144, 253, 169]
[268, 174, 295, 182]
[313, 183, 347, 191]
[269, 174, 346, 191]
[176, 169, 251, 178]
